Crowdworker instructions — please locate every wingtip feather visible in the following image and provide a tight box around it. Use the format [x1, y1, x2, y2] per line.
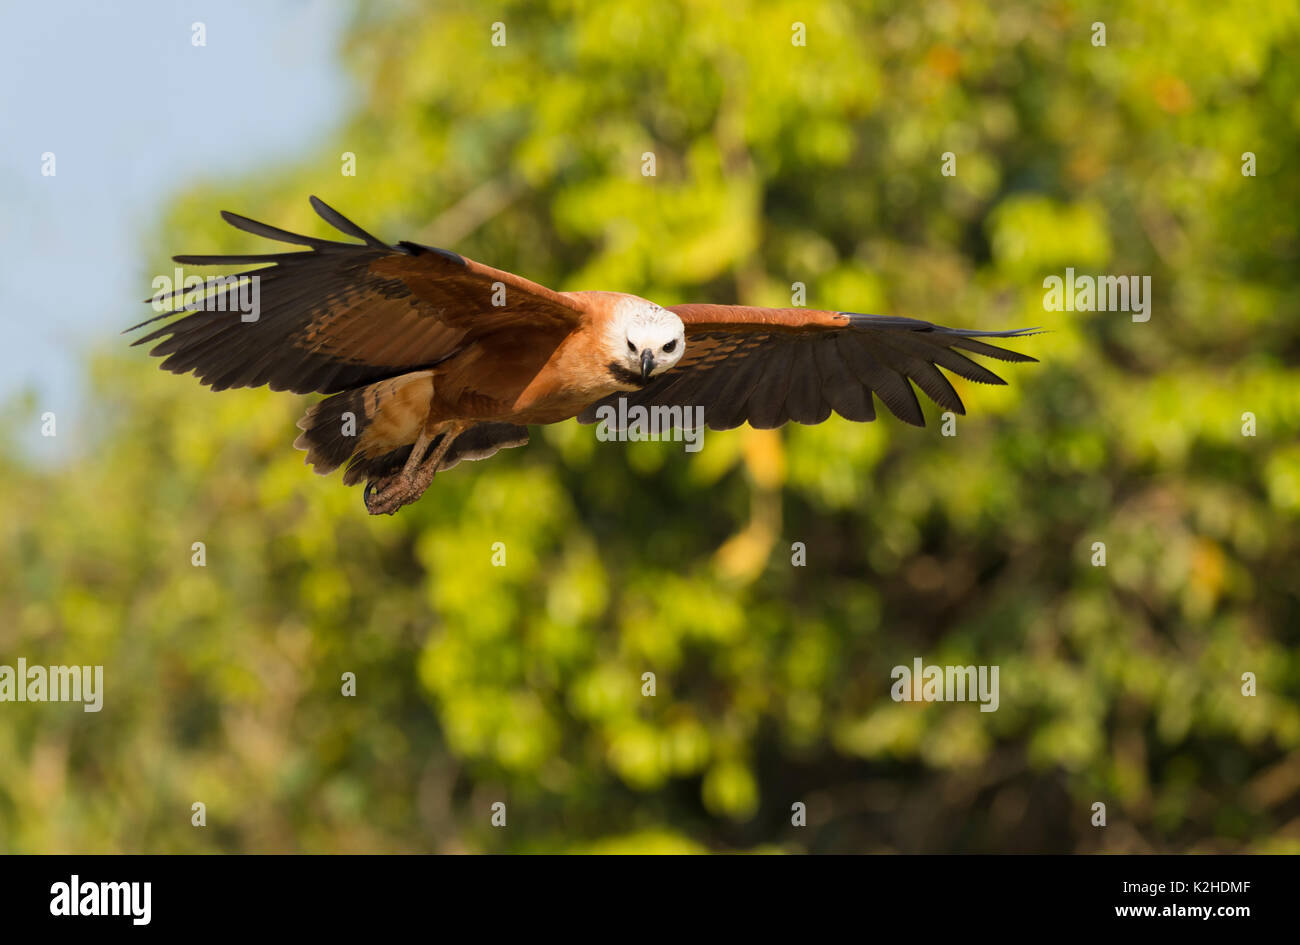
[309, 195, 388, 248]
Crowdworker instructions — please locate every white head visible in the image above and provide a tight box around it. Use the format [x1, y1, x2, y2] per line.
[605, 297, 686, 384]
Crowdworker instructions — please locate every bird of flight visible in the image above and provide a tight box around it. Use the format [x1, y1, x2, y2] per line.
[129, 197, 1040, 515]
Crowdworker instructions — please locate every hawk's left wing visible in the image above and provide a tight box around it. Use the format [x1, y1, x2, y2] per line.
[579, 304, 1040, 430]
[127, 196, 586, 395]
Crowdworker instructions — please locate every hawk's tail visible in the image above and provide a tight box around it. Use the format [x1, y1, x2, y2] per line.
[293, 385, 374, 480]
[293, 374, 529, 487]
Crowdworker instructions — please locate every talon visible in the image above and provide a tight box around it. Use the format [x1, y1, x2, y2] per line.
[364, 477, 398, 515]
[364, 472, 416, 515]
[360, 430, 460, 516]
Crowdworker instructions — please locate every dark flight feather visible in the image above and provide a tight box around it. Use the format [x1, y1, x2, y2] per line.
[579, 306, 1041, 431]
[126, 197, 580, 395]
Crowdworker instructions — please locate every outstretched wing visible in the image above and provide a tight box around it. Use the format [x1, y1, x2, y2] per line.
[579, 304, 1040, 430]
[127, 196, 585, 394]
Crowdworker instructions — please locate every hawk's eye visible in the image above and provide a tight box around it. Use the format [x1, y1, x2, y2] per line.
[663, 339, 677, 353]
[627, 339, 636, 353]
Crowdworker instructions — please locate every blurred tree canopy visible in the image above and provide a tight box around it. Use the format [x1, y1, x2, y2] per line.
[2, 0, 1298, 853]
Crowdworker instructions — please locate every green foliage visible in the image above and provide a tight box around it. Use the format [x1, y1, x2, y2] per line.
[2, 0, 1298, 852]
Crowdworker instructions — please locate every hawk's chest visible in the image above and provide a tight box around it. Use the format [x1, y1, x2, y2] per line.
[505, 329, 633, 416]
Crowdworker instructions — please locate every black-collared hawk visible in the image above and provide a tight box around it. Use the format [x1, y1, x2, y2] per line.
[129, 197, 1040, 514]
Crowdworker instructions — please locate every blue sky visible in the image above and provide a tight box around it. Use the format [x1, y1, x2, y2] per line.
[0, 0, 351, 460]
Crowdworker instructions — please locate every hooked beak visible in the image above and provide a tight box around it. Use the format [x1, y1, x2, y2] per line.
[640, 349, 655, 379]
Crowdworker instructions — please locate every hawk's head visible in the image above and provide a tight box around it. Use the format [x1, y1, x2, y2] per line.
[605, 297, 685, 387]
